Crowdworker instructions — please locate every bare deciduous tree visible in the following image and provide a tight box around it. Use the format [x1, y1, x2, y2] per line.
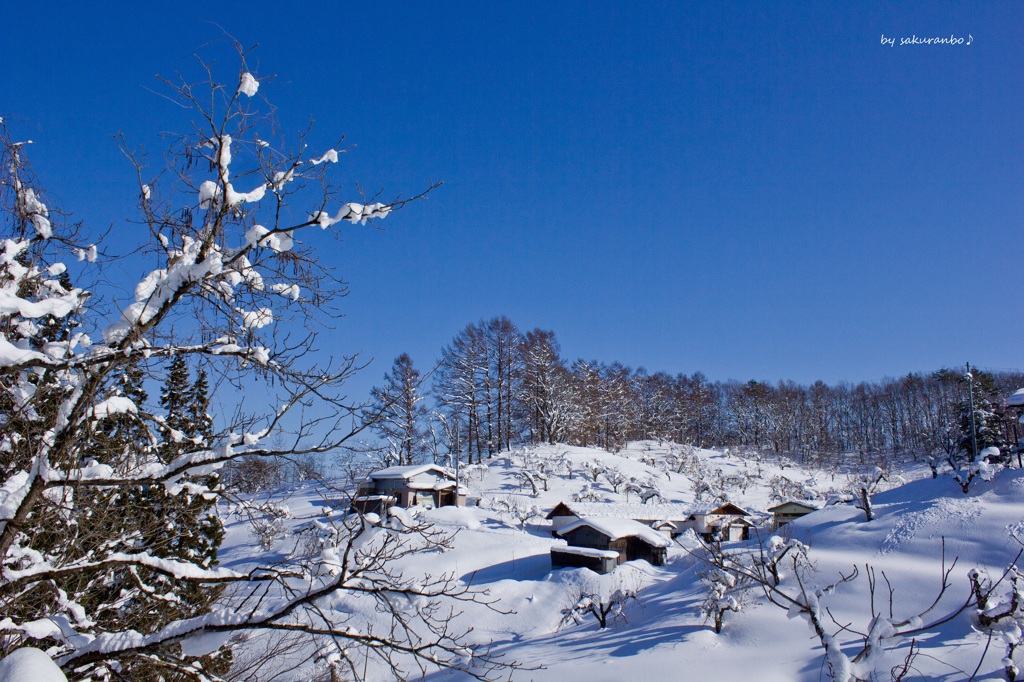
[0, 43, 518, 681]
[695, 535, 980, 681]
[558, 569, 642, 630]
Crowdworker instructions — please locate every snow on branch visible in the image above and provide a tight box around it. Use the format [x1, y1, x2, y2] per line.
[0, 45, 481, 681]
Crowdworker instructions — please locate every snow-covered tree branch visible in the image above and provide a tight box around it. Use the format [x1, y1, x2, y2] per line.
[0, 44, 526, 682]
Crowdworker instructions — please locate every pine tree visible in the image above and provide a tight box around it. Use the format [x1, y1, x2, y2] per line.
[92, 359, 152, 468]
[154, 355, 223, 572]
[958, 369, 1007, 460]
[91, 358, 227, 679]
[189, 367, 214, 444]
[159, 354, 193, 461]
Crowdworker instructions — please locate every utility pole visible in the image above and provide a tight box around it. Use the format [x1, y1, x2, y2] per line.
[966, 362, 979, 461]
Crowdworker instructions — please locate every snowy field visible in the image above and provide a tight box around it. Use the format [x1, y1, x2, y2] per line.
[213, 442, 1024, 681]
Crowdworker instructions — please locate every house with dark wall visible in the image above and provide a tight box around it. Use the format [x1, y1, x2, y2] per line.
[767, 501, 819, 530]
[551, 517, 671, 574]
[351, 464, 465, 514]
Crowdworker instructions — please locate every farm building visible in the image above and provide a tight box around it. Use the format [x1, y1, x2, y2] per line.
[545, 501, 692, 537]
[767, 501, 819, 530]
[687, 502, 755, 541]
[551, 517, 671, 573]
[351, 464, 465, 513]
[549, 546, 620, 575]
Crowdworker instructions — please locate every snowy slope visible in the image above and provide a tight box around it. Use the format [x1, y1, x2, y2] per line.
[218, 443, 1019, 681]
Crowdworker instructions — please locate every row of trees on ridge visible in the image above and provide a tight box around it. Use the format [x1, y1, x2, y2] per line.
[367, 317, 1023, 469]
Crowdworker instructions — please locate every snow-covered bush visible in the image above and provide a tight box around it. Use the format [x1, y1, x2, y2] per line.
[515, 469, 547, 497]
[580, 459, 605, 482]
[572, 483, 604, 503]
[244, 501, 291, 551]
[699, 567, 744, 633]
[602, 466, 628, 493]
[461, 462, 489, 483]
[970, 565, 1024, 681]
[490, 496, 541, 529]
[558, 568, 643, 630]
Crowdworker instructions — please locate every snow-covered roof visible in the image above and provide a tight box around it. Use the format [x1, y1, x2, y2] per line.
[704, 503, 751, 516]
[1007, 388, 1024, 407]
[550, 545, 620, 559]
[405, 480, 459, 491]
[546, 501, 692, 521]
[369, 464, 454, 480]
[557, 517, 672, 548]
[708, 516, 755, 529]
[767, 500, 820, 513]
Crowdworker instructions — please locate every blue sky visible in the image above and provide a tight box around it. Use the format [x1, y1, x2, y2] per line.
[2, 2, 1021, 401]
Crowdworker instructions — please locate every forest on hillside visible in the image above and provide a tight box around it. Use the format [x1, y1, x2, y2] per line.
[368, 316, 1024, 469]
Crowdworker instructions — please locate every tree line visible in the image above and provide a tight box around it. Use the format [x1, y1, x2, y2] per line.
[367, 316, 1024, 468]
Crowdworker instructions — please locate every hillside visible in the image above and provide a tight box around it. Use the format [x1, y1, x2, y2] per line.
[218, 443, 1022, 681]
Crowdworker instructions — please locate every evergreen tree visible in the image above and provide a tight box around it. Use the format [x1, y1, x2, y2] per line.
[958, 369, 1007, 460]
[188, 367, 214, 444]
[95, 359, 227, 679]
[159, 354, 193, 461]
[92, 359, 152, 468]
[153, 355, 223, 572]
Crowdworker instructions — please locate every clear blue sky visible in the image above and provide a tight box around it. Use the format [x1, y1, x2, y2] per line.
[2, 2, 1021, 402]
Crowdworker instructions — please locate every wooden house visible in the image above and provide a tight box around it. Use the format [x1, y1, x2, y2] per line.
[767, 501, 819, 530]
[713, 516, 755, 541]
[551, 517, 671, 574]
[688, 502, 754, 542]
[351, 464, 465, 513]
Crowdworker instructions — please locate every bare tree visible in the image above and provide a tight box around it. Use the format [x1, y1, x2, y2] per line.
[434, 323, 488, 463]
[0, 44, 518, 681]
[699, 564, 746, 634]
[968, 556, 1024, 682]
[558, 568, 642, 630]
[365, 354, 430, 466]
[520, 329, 576, 444]
[695, 535, 977, 682]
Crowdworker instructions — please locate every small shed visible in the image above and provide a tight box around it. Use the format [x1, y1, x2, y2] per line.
[348, 494, 398, 516]
[711, 516, 755, 541]
[688, 503, 754, 542]
[767, 501, 819, 530]
[554, 517, 671, 570]
[550, 546, 620, 575]
[353, 464, 465, 511]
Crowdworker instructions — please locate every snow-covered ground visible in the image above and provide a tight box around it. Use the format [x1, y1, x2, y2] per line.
[218, 442, 1021, 681]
